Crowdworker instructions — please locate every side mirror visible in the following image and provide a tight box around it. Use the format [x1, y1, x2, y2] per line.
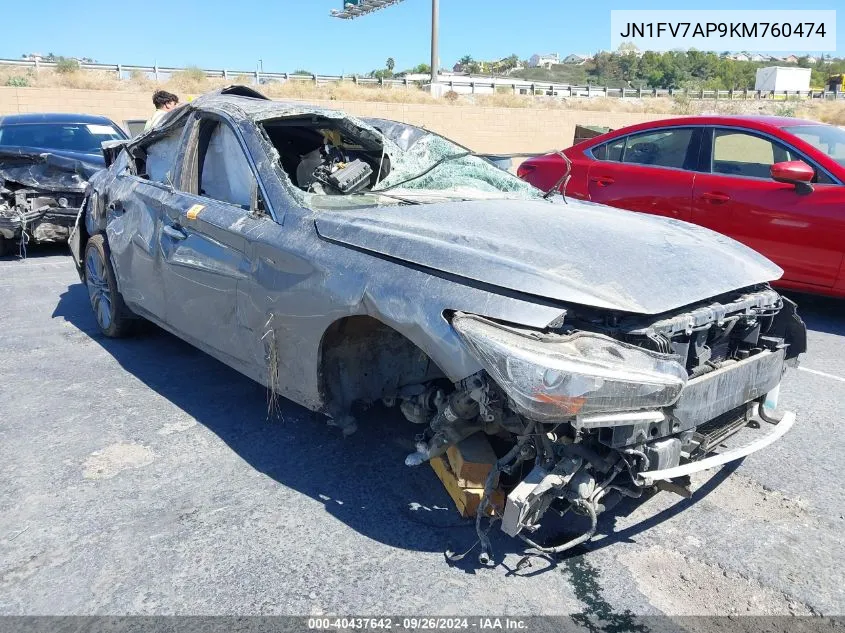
[771, 161, 814, 192]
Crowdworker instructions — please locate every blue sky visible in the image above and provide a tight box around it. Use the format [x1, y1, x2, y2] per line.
[0, 0, 841, 74]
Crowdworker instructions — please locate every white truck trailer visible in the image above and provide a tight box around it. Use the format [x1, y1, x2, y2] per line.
[754, 66, 812, 92]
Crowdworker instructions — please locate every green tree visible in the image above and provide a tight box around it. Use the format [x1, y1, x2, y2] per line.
[386, 57, 395, 72]
[502, 54, 520, 70]
[590, 52, 622, 83]
[637, 51, 664, 87]
[617, 53, 639, 83]
[408, 63, 431, 74]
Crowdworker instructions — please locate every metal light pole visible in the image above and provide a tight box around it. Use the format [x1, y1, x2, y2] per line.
[430, 0, 439, 85]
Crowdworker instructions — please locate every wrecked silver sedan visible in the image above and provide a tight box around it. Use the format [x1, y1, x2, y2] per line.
[70, 86, 806, 561]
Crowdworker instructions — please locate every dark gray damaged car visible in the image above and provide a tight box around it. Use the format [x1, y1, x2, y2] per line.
[70, 86, 807, 560]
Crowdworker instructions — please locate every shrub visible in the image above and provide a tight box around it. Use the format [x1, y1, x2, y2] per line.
[179, 66, 207, 82]
[5, 76, 29, 87]
[443, 90, 460, 102]
[774, 104, 796, 117]
[54, 57, 80, 74]
[672, 92, 694, 114]
[168, 66, 209, 92]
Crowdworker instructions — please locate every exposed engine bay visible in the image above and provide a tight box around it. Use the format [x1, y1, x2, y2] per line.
[0, 148, 98, 257]
[262, 117, 389, 195]
[397, 287, 805, 562]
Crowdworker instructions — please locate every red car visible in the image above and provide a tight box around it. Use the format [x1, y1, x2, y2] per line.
[518, 116, 845, 298]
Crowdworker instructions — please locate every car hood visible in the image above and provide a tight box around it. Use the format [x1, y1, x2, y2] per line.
[0, 145, 102, 192]
[314, 198, 783, 315]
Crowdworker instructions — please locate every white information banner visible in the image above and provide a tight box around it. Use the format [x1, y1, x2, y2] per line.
[610, 10, 836, 52]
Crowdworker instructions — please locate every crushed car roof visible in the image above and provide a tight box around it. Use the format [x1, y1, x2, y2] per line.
[187, 86, 375, 123]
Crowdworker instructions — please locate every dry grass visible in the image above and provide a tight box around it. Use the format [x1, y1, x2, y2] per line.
[2, 64, 845, 123]
[799, 101, 845, 125]
[259, 79, 441, 104]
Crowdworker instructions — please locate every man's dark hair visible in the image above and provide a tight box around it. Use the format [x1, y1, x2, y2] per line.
[152, 90, 179, 109]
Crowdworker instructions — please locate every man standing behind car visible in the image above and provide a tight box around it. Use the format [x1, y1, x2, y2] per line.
[144, 90, 179, 131]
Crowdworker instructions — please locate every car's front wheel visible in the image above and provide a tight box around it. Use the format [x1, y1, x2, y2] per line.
[84, 234, 133, 337]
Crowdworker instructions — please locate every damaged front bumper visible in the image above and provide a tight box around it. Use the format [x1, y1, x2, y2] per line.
[0, 201, 81, 244]
[406, 296, 804, 561]
[639, 409, 795, 484]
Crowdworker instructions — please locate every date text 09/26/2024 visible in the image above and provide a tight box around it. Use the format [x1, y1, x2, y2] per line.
[307, 617, 528, 630]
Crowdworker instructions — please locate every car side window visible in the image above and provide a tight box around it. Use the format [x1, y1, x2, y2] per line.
[143, 123, 186, 185]
[593, 137, 624, 162]
[621, 129, 694, 169]
[712, 130, 793, 179]
[606, 138, 625, 162]
[198, 122, 256, 210]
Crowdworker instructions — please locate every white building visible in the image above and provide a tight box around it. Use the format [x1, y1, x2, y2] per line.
[529, 53, 560, 69]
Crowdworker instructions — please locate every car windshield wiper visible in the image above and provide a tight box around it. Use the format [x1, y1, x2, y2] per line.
[342, 191, 422, 205]
[368, 151, 474, 193]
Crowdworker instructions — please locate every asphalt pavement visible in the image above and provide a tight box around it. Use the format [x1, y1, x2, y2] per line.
[1, 248, 843, 619]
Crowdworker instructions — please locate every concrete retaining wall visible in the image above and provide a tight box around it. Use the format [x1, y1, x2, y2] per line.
[0, 87, 664, 153]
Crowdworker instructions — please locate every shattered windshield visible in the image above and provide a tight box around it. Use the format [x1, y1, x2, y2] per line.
[376, 134, 539, 195]
[301, 128, 543, 210]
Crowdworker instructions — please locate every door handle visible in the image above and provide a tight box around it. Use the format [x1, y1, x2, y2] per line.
[107, 200, 124, 214]
[162, 224, 187, 241]
[590, 176, 615, 186]
[701, 192, 731, 204]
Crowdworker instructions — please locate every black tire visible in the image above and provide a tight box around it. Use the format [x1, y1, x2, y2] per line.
[84, 234, 134, 337]
[0, 236, 10, 258]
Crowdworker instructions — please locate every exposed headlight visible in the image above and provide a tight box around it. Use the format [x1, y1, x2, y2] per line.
[57, 197, 69, 208]
[452, 314, 688, 421]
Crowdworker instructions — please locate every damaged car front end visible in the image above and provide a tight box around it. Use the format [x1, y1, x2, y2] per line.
[0, 147, 101, 255]
[0, 113, 126, 256]
[416, 289, 803, 561]
[72, 87, 806, 562]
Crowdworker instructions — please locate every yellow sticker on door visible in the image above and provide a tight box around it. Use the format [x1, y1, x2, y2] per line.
[186, 204, 205, 220]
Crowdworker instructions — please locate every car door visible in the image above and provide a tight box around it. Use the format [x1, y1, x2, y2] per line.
[103, 117, 191, 323]
[691, 127, 845, 288]
[586, 127, 702, 221]
[156, 113, 272, 367]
